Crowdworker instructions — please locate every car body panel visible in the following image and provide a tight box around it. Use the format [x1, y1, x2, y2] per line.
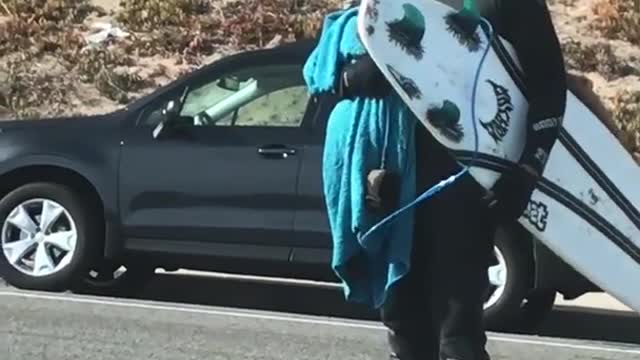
[533, 240, 599, 298]
[292, 94, 337, 251]
[0, 114, 125, 216]
[119, 124, 308, 247]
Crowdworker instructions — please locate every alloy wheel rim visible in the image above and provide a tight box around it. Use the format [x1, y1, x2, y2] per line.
[484, 246, 508, 310]
[1, 198, 77, 277]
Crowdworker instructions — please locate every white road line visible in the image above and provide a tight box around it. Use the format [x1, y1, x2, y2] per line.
[158, 270, 342, 289]
[1, 290, 639, 355]
[487, 335, 640, 354]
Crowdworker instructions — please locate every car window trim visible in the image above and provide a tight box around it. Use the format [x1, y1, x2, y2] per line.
[133, 47, 313, 129]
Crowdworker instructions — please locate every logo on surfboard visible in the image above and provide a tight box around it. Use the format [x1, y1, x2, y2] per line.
[480, 80, 513, 144]
[426, 100, 464, 143]
[523, 200, 549, 232]
[386, 3, 426, 60]
[386, 64, 422, 100]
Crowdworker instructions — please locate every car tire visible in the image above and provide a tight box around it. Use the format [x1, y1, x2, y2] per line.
[71, 261, 156, 297]
[482, 224, 535, 332]
[0, 182, 99, 292]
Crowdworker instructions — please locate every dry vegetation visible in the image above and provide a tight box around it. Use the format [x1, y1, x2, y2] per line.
[0, 0, 638, 162]
[591, 0, 640, 45]
[0, 0, 341, 118]
[552, 0, 640, 162]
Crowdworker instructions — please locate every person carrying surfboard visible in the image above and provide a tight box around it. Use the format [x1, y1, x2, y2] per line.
[330, 1, 568, 360]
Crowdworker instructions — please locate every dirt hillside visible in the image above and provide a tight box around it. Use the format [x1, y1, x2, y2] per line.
[0, 0, 638, 162]
[550, 0, 640, 162]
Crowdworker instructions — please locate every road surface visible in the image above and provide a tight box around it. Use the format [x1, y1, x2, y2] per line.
[1, 274, 640, 360]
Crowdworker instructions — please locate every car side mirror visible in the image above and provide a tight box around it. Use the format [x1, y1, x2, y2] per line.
[164, 99, 180, 116]
[153, 100, 177, 139]
[152, 100, 192, 139]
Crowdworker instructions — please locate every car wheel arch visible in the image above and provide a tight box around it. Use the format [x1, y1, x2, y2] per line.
[0, 155, 110, 204]
[0, 162, 111, 254]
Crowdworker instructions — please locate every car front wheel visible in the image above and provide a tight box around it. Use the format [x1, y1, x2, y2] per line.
[0, 182, 97, 292]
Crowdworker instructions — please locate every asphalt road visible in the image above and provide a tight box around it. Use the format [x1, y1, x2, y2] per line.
[2, 273, 640, 360]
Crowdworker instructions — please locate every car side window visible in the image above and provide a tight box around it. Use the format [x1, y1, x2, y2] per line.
[140, 63, 310, 128]
[212, 85, 309, 127]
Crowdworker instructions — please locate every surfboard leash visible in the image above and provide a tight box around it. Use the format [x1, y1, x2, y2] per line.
[358, 14, 495, 242]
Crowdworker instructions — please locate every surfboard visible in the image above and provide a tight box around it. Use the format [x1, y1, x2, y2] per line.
[356, 0, 640, 314]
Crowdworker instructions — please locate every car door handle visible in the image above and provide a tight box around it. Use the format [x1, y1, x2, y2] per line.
[257, 145, 297, 158]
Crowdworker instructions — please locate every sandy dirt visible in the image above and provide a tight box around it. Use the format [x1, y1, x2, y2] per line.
[0, 0, 638, 130]
[83, 0, 640, 124]
[550, 0, 640, 105]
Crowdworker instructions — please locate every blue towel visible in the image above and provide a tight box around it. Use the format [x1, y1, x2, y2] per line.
[303, 8, 418, 309]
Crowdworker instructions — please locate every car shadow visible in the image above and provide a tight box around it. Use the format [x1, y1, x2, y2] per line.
[127, 272, 640, 346]
[132, 272, 378, 321]
[525, 305, 640, 345]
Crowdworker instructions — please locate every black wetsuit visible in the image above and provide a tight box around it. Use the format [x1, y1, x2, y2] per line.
[382, 2, 567, 359]
[335, 1, 567, 359]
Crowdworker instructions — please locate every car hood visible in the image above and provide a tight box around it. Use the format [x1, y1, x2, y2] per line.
[0, 111, 125, 132]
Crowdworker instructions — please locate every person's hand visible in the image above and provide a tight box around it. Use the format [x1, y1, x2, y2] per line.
[365, 169, 400, 215]
[338, 54, 392, 99]
[487, 109, 560, 222]
[487, 164, 539, 222]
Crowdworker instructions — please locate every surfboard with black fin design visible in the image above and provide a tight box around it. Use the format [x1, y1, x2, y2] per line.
[357, 0, 640, 315]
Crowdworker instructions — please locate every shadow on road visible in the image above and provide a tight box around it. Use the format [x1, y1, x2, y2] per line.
[531, 305, 640, 345]
[136, 272, 378, 320]
[128, 272, 640, 346]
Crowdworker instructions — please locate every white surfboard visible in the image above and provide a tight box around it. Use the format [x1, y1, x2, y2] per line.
[357, 0, 640, 314]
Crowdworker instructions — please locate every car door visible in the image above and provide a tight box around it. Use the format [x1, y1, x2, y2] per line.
[118, 51, 314, 259]
[290, 93, 340, 265]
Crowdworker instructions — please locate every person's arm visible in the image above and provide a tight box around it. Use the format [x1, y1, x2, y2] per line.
[501, 0, 567, 176]
[338, 54, 392, 99]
